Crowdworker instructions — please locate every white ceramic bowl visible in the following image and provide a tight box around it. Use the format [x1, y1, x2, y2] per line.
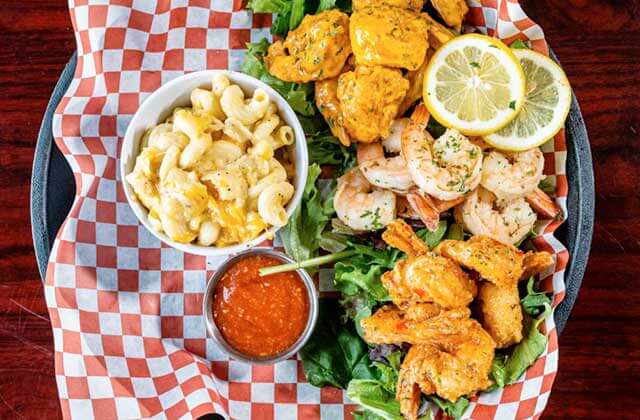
[120, 70, 308, 256]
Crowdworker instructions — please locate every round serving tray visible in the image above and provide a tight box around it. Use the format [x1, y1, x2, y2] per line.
[30, 52, 594, 334]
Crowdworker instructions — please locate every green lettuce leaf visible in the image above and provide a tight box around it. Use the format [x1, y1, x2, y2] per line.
[348, 380, 404, 420]
[332, 238, 404, 324]
[503, 303, 551, 383]
[300, 299, 374, 388]
[247, 0, 290, 13]
[521, 277, 553, 317]
[491, 301, 552, 388]
[317, 0, 353, 12]
[427, 395, 470, 420]
[279, 164, 333, 273]
[489, 354, 508, 389]
[247, 0, 292, 36]
[247, 0, 323, 35]
[307, 133, 356, 175]
[417, 221, 448, 249]
[427, 116, 447, 138]
[289, 0, 307, 30]
[271, 10, 292, 36]
[352, 410, 388, 420]
[445, 222, 467, 241]
[348, 352, 404, 420]
[538, 177, 555, 195]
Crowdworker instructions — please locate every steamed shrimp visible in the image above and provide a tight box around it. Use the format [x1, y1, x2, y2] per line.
[402, 105, 483, 201]
[334, 168, 396, 231]
[455, 187, 537, 245]
[481, 148, 545, 202]
[405, 189, 465, 231]
[357, 119, 414, 193]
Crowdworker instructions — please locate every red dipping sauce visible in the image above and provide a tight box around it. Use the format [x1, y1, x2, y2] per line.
[212, 255, 310, 357]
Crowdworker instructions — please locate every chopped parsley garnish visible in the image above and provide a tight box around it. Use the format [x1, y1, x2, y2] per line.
[360, 208, 383, 230]
[470, 62, 480, 69]
[509, 100, 517, 110]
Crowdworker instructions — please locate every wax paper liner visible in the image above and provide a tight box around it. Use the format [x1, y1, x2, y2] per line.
[48, 0, 568, 418]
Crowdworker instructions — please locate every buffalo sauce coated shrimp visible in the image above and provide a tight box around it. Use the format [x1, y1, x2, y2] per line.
[401, 105, 483, 201]
[333, 168, 396, 231]
[264, 10, 351, 83]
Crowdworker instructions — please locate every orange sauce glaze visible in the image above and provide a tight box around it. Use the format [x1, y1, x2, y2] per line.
[212, 255, 310, 357]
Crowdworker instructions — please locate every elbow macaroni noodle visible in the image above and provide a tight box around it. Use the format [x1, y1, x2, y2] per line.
[125, 74, 297, 247]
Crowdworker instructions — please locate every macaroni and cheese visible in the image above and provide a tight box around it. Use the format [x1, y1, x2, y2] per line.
[126, 74, 296, 247]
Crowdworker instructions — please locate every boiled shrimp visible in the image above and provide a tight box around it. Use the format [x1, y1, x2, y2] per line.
[334, 167, 396, 231]
[357, 119, 414, 193]
[455, 187, 537, 245]
[481, 148, 545, 202]
[402, 105, 483, 201]
[382, 118, 409, 154]
[406, 189, 465, 231]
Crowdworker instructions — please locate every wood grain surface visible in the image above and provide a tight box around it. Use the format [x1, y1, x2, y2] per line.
[0, 0, 638, 418]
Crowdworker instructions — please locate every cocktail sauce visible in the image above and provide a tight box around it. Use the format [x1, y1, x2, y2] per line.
[212, 255, 309, 357]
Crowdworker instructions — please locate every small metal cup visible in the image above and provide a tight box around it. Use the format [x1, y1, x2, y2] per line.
[203, 248, 319, 364]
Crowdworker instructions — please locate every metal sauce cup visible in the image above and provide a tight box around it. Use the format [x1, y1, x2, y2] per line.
[203, 248, 319, 364]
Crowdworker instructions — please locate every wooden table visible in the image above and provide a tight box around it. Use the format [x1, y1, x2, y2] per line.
[0, 1, 638, 418]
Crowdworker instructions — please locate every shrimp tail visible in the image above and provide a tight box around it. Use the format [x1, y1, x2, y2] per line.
[406, 192, 441, 232]
[397, 370, 421, 420]
[407, 190, 466, 231]
[409, 103, 431, 129]
[432, 195, 466, 213]
[526, 187, 562, 219]
[382, 219, 429, 256]
[521, 251, 555, 281]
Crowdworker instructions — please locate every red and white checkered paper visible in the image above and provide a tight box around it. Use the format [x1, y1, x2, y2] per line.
[48, 1, 568, 418]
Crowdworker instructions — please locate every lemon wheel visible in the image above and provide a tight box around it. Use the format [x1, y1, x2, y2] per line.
[484, 48, 572, 151]
[423, 34, 526, 136]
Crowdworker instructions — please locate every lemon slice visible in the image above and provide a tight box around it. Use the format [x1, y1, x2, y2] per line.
[484, 48, 572, 151]
[423, 34, 526, 136]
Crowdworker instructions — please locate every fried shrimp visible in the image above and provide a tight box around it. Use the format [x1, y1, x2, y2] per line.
[361, 304, 474, 346]
[334, 168, 396, 231]
[382, 218, 429, 256]
[357, 119, 414, 193]
[381, 255, 477, 309]
[402, 105, 483, 201]
[435, 235, 554, 288]
[396, 331, 494, 418]
[455, 187, 537, 245]
[380, 219, 477, 308]
[481, 148, 545, 202]
[264, 10, 351, 83]
[361, 305, 495, 418]
[477, 282, 523, 348]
